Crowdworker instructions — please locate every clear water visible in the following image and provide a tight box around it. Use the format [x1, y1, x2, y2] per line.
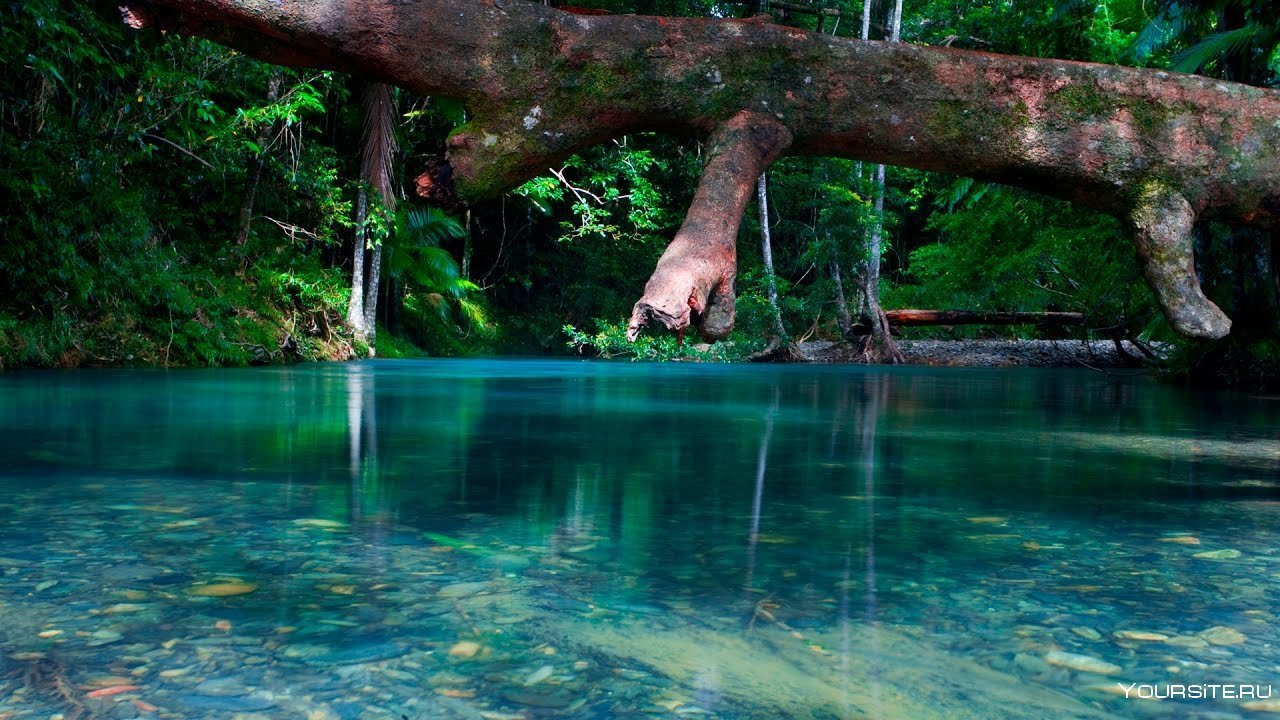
[1, 360, 1279, 720]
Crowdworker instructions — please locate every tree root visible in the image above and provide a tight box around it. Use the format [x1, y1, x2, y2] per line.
[854, 308, 905, 364]
[747, 337, 810, 363]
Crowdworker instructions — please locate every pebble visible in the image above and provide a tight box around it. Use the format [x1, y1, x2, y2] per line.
[194, 677, 250, 696]
[1044, 651, 1122, 675]
[1071, 627, 1102, 641]
[500, 689, 571, 708]
[88, 629, 123, 646]
[1165, 635, 1210, 649]
[1243, 700, 1280, 712]
[1194, 549, 1243, 560]
[308, 641, 406, 666]
[449, 641, 482, 659]
[189, 582, 258, 597]
[174, 694, 277, 712]
[292, 518, 347, 529]
[102, 603, 149, 614]
[438, 581, 489, 598]
[1113, 630, 1169, 642]
[524, 665, 554, 686]
[1159, 536, 1201, 545]
[1198, 626, 1247, 646]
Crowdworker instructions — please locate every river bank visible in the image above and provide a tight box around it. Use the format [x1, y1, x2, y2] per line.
[799, 338, 1160, 368]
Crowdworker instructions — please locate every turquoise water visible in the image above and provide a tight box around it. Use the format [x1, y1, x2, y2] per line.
[1, 360, 1279, 719]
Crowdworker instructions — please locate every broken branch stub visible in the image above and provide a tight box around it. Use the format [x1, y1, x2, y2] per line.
[627, 111, 793, 342]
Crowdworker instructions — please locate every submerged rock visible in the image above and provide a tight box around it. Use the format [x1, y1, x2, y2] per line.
[189, 581, 258, 597]
[1193, 549, 1243, 560]
[1113, 630, 1169, 642]
[1044, 651, 1122, 675]
[1198, 626, 1247, 646]
[173, 694, 277, 711]
[308, 641, 406, 666]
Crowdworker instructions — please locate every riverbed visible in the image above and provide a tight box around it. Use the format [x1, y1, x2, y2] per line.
[1, 360, 1277, 719]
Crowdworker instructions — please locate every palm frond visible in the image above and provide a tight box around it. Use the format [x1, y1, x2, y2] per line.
[1170, 24, 1263, 74]
[405, 207, 465, 247]
[1124, 5, 1186, 62]
[361, 82, 399, 211]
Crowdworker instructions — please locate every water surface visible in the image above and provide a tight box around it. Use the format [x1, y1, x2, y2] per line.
[1, 360, 1279, 719]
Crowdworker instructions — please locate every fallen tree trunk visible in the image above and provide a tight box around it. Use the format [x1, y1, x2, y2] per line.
[848, 309, 1085, 336]
[120, 0, 1280, 342]
[884, 310, 1085, 327]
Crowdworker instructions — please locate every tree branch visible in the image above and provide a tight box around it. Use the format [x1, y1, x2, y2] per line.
[628, 110, 792, 341]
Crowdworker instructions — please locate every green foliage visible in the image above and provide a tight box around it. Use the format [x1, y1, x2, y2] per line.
[885, 181, 1159, 338]
[563, 321, 760, 361]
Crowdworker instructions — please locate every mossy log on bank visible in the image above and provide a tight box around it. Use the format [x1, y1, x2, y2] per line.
[120, 0, 1280, 344]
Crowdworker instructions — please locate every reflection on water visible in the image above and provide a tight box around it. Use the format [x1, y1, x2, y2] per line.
[1, 360, 1279, 719]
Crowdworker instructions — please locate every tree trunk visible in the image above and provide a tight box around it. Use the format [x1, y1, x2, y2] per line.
[363, 235, 383, 348]
[831, 254, 853, 337]
[123, 0, 1280, 345]
[347, 186, 370, 341]
[233, 70, 283, 249]
[857, 0, 905, 364]
[757, 174, 788, 341]
[880, 309, 1086, 326]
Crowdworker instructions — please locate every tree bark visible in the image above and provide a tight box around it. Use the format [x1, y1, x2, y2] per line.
[363, 232, 383, 346]
[831, 255, 853, 336]
[122, 0, 1280, 342]
[878, 309, 1085, 326]
[628, 110, 792, 341]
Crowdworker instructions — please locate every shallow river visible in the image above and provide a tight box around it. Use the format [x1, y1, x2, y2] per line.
[2, 360, 1279, 719]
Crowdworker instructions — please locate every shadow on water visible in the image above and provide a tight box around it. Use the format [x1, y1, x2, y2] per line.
[0, 360, 1279, 718]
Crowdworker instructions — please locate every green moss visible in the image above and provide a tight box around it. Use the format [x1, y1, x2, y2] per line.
[1052, 82, 1112, 119]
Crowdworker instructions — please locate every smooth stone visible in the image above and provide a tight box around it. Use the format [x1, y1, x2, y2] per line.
[525, 665, 554, 685]
[1194, 549, 1243, 560]
[193, 678, 250, 697]
[189, 582, 258, 597]
[449, 641, 482, 659]
[1165, 635, 1210, 649]
[99, 564, 162, 581]
[88, 630, 123, 646]
[1071, 627, 1102, 641]
[479, 553, 533, 572]
[1114, 630, 1169, 642]
[174, 694, 276, 712]
[293, 518, 347, 529]
[1199, 626, 1247, 646]
[500, 690, 571, 709]
[437, 582, 489, 598]
[1013, 653, 1050, 674]
[102, 603, 150, 614]
[1044, 651, 1122, 675]
[308, 641, 405, 666]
